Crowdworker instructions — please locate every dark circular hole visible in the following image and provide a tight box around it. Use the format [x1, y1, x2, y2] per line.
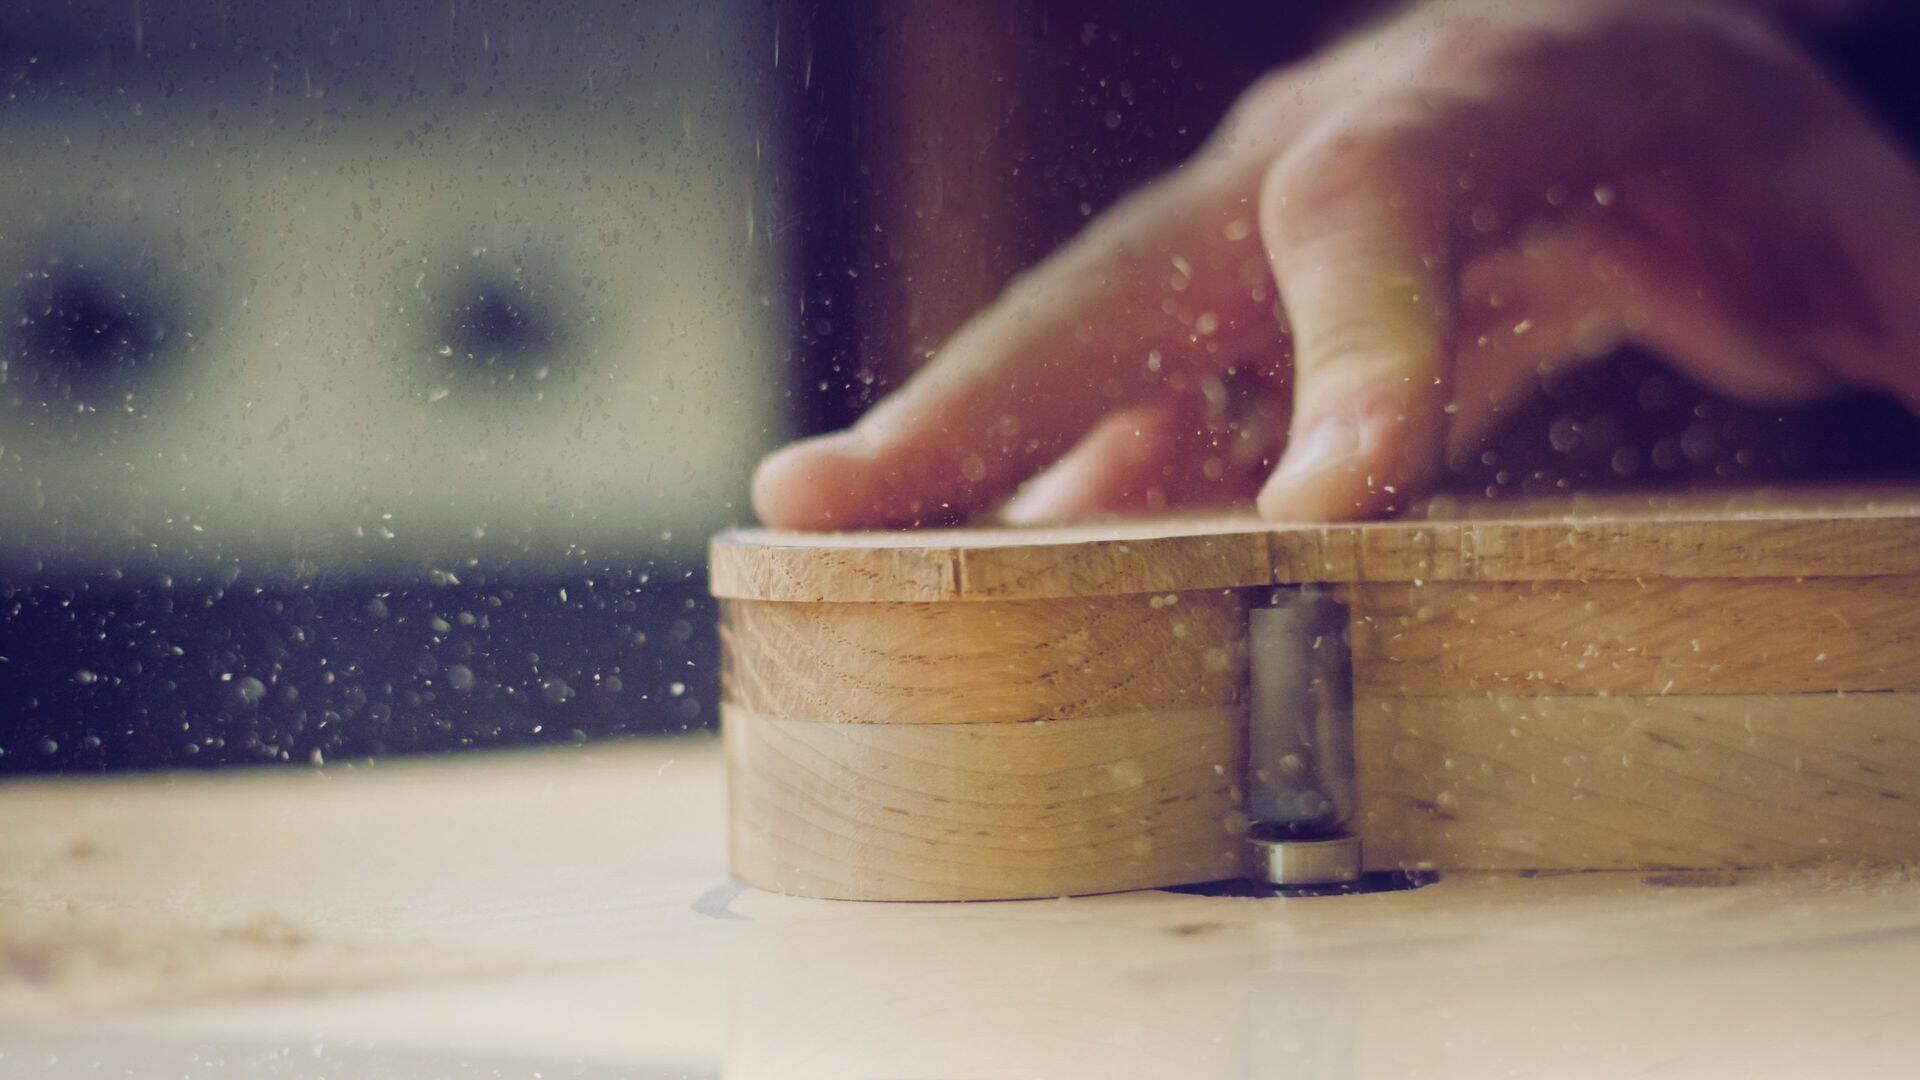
[8, 259, 170, 411]
[439, 276, 558, 384]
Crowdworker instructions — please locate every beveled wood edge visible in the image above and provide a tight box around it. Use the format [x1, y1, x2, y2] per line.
[711, 497, 1920, 601]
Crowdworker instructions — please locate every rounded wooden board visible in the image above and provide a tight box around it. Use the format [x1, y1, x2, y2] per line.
[720, 591, 1248, 725]
[710, 485, 1920, 602]
[724, 705, 1250, 900]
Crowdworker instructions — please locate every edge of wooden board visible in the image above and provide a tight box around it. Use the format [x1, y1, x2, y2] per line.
[724, 704, 1250, 900]
[711, 486, 1920, 601]
[1355, 690, 1920, 871]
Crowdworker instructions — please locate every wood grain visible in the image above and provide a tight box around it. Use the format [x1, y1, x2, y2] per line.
[724, 705, 1250, 900]
[721, 591, 1248, 725]
[1346, 576, 1920, 698]
[1354, 692, 1920, 872]
[711, 485, 1920, 603]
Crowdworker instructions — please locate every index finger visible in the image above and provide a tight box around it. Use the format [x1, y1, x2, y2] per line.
[752, 154, 1276, 530]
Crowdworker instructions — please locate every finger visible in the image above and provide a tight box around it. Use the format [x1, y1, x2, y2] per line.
[1811, 124, 1920, 406]
[1000, 383, 1288, 524]
[998, 398, 1194, 524]
[1254, 123, 1455, 523]
[753, 154, 1275, 530]
[1619, 247, 1840, 404]
[1450, 221, 1836, 464]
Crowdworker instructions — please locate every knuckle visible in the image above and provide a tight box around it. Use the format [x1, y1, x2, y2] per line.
[1237, 69, 1299, 118]
[1418, 13, 1554, 73]
[1259, 113, 1453, 236]
[1208, 68, 1303, 155]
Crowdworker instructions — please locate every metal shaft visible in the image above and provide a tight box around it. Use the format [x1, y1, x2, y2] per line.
[1245, 586, 1362, 884]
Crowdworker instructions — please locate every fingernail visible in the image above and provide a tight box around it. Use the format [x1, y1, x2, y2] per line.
[1275, 418, 1360, 481]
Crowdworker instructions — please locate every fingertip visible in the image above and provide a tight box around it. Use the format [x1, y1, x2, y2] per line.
[1256, 413, 1434, 523]
[1255, 417, 1361, 522]
[999, 467, 1080, 526]
[1255, 463, 1361, 524]
[1000, 399, 1192, 525]
[751, 433, 868, 530]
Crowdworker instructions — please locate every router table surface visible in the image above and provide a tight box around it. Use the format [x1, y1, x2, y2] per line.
[4, 737, 1920, 1078]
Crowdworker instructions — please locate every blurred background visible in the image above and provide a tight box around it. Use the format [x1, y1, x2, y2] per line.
[2, 0, 1918, 773]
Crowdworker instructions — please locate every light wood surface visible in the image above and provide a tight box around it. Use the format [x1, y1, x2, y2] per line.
[8, 741, 1920, 1079]
[721, 592, 1247, 725]
[710, 515, 1270, 603]
[725, 706, 1249, 900]
[718, 587, 1253, 897]
[712, 484, 1920, 602]
[1354, 692, 1920, 870]
[1347, 574, 1920, 697]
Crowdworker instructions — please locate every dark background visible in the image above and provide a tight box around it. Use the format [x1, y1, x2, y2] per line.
[5, 0, 1919, 773]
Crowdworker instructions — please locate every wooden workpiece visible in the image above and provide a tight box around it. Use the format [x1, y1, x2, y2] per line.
[710, 485, 1920, 602]
[712, 485, 1920, 900]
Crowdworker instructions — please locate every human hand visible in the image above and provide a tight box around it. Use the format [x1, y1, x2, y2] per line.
[754, 0, 1920, 529]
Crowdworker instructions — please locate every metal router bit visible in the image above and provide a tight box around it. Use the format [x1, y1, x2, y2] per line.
[1245, 585, 1363, 886]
